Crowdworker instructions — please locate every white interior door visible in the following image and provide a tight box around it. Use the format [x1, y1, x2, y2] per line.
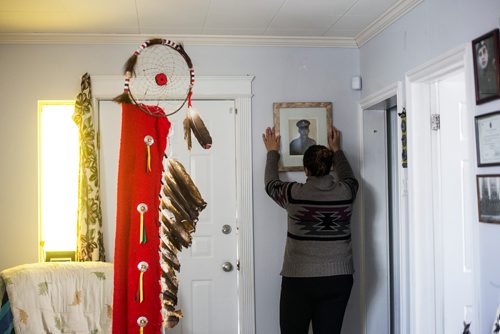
[430, 72, 475, 333]
[406, 47, 477, 333]
[99, 100, 239, 334]
[362, 109, 391, 334]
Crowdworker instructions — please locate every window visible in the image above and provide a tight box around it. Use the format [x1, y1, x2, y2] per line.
[38, 101, 78, 261]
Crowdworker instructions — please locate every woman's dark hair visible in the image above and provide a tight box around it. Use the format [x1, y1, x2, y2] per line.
[303, 145, 333, 176]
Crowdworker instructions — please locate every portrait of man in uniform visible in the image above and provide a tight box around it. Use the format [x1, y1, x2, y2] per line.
[289, 119, 317, 155]
[472, 29, 500, 104]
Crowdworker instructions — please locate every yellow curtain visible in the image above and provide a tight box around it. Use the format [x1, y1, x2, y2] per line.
[72, 73, 106, 261]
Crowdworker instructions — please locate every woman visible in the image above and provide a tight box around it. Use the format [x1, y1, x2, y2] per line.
[262, 126, 358, 334]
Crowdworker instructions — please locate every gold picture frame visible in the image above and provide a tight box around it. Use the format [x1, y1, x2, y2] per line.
[273, 102, 333, 172]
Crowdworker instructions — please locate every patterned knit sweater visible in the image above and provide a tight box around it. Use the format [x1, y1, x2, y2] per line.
[265, 150, 359, 277]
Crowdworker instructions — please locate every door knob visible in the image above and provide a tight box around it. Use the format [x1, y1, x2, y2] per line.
[222, 262, 234, 272]
[222, 224, 232, 234]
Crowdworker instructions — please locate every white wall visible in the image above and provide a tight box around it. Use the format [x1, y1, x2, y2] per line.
[359, 0, 500, 332]
[0, 43, 361, 333]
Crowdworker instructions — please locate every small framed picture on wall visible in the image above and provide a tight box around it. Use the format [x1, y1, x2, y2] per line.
[474, 110, 500, 166]
[273, 102, 333, 171]
[476, 174, 500, 224]
[472, 29, 500, 104]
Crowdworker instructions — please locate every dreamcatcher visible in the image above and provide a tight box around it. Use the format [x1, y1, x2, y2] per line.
[114, 38, 212, 149]
[112, 38, 211, 334]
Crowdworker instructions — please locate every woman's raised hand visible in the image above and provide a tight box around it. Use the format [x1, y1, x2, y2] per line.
[328, 126, 341, 152]
[262, 127, 281, 152]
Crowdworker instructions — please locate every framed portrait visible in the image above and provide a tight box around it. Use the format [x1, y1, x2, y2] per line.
[472, 29, 500, 105]
[476, 174, 500, 224]
[273, 102, 333, 171]
[475, 110, 500, 166]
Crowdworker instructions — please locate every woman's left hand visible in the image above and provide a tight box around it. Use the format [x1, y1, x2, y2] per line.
[262, 127, 281, 152]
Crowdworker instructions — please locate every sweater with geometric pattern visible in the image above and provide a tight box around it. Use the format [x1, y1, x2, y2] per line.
[265, 150, 359, 277]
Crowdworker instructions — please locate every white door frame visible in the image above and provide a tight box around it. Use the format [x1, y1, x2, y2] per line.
[405, 45, 479, 333]
[91, 75, 256, 334]
[359, 82, 408, 334]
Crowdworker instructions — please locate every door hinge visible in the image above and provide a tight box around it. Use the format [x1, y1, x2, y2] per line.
[431, 114, 440, 131]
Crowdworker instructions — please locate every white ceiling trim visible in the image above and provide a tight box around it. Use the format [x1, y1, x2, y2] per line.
[355, 0, 424, 47]
[0, 33, 358, 48]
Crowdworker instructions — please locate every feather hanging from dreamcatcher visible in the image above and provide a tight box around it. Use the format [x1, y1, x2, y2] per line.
[159, 157, 207, 328]
[183, 92, 213, 150]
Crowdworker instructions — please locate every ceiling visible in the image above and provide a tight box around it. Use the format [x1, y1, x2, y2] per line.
[0, 0, 422, 47]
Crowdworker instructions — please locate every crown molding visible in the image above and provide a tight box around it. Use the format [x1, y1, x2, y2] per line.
[355, 0, 424, 47]
[0, 1, 423, 48]
[0, 33, 358, 48]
